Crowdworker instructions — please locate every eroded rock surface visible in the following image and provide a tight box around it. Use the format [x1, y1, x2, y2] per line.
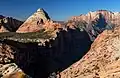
[68, 10, 118, 41]
[58, 26, 120, 78]
[2, 9, 120, 78]
[17, 8, 50, 33]
[0, 26, 92, 78]
[0, 42, 29, 78]
[0, 15, 23, 32]
[71, 10, 120, 26]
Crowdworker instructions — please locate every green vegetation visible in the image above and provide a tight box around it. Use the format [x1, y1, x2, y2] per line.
[76, 21, 87, 31]
[0, 29, 55, 43]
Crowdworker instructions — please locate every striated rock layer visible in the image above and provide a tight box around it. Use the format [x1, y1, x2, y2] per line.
[0, 42, 29, 78]
[71, 10, 120, 26]
[17, 8, 50, 33]
[58, 26, 120, 78]
[17, 8, 63, 33]
[67, 10, 119, 41]
[0, 26, 92, 78]
[3, 9, 120, 78]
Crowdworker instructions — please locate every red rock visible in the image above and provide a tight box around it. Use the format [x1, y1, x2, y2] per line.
[57, 26, 120, 78]
[0, 43, 15, 63]
[70, 10, 120, 26]
[4, 71, 27, 78]
[43, 20, 62, 30]
[17, 8, 51, 33]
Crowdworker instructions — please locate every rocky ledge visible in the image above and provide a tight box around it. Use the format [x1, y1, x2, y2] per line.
[58, 26, 120, 78]
[0, 27, 92, 78]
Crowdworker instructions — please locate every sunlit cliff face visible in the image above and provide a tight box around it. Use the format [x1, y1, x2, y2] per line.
[71, 10, 120, 26]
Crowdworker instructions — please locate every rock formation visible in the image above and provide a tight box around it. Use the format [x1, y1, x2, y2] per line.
[17, 8, 63, 33]
[17, 8, 51, 33]
[0, 26, 92, 78]
[0, 42, 26, 78]
[57, 25, 120, 78]
[2, 9, 120, 78]
[43, 20, 62, 30]
[71, 10, 120, 26]
[0, 15, 23, 32]
[67, 10, 118, 41]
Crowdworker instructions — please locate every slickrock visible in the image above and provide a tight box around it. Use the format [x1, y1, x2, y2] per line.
[57, 26, 120, 78]
[17, 8, 63, 33]
[43, 20, 62, 30]
[3, 9, 120, 78]
[0, 42, 29, 78]
[0, 43, 15, 64]
[17, 8, 51, 33]
[0, 26, 92, 78]
[3, 71, 28, 78]
[1, 63, 22, 78]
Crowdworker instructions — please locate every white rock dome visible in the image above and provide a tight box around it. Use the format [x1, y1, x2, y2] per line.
[37, 8, 43, 12]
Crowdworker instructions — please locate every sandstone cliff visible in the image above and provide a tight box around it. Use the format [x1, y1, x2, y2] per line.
[67, 10, 117, 41]
[71, 10, 120, 26]
[2, 9, 120, 78]
[57, 25, 120, 78]
[0, 26, 92, 78]
[17, 8, 51, 33]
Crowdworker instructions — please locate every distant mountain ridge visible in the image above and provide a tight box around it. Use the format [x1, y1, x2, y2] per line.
[0, 15, 23, 32]
[70, 10, 120, 26]
[57, 18, 120, 78]
[66, 10, 120, 41]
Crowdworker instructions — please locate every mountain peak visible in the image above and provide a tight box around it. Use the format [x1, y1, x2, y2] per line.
[25, 8, 50, 22]
[17, 8, 51, 33]
[37, 8, 44, 12]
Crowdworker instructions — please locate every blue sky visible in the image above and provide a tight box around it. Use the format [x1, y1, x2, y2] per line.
[0, 0, 120, 21]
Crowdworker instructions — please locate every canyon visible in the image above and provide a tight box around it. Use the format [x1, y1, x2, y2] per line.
[0, 9, 120, 78]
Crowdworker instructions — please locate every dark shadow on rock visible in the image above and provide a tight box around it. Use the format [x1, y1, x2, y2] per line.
[2, 28, 92, 78]
[96, 13, 107, 28]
